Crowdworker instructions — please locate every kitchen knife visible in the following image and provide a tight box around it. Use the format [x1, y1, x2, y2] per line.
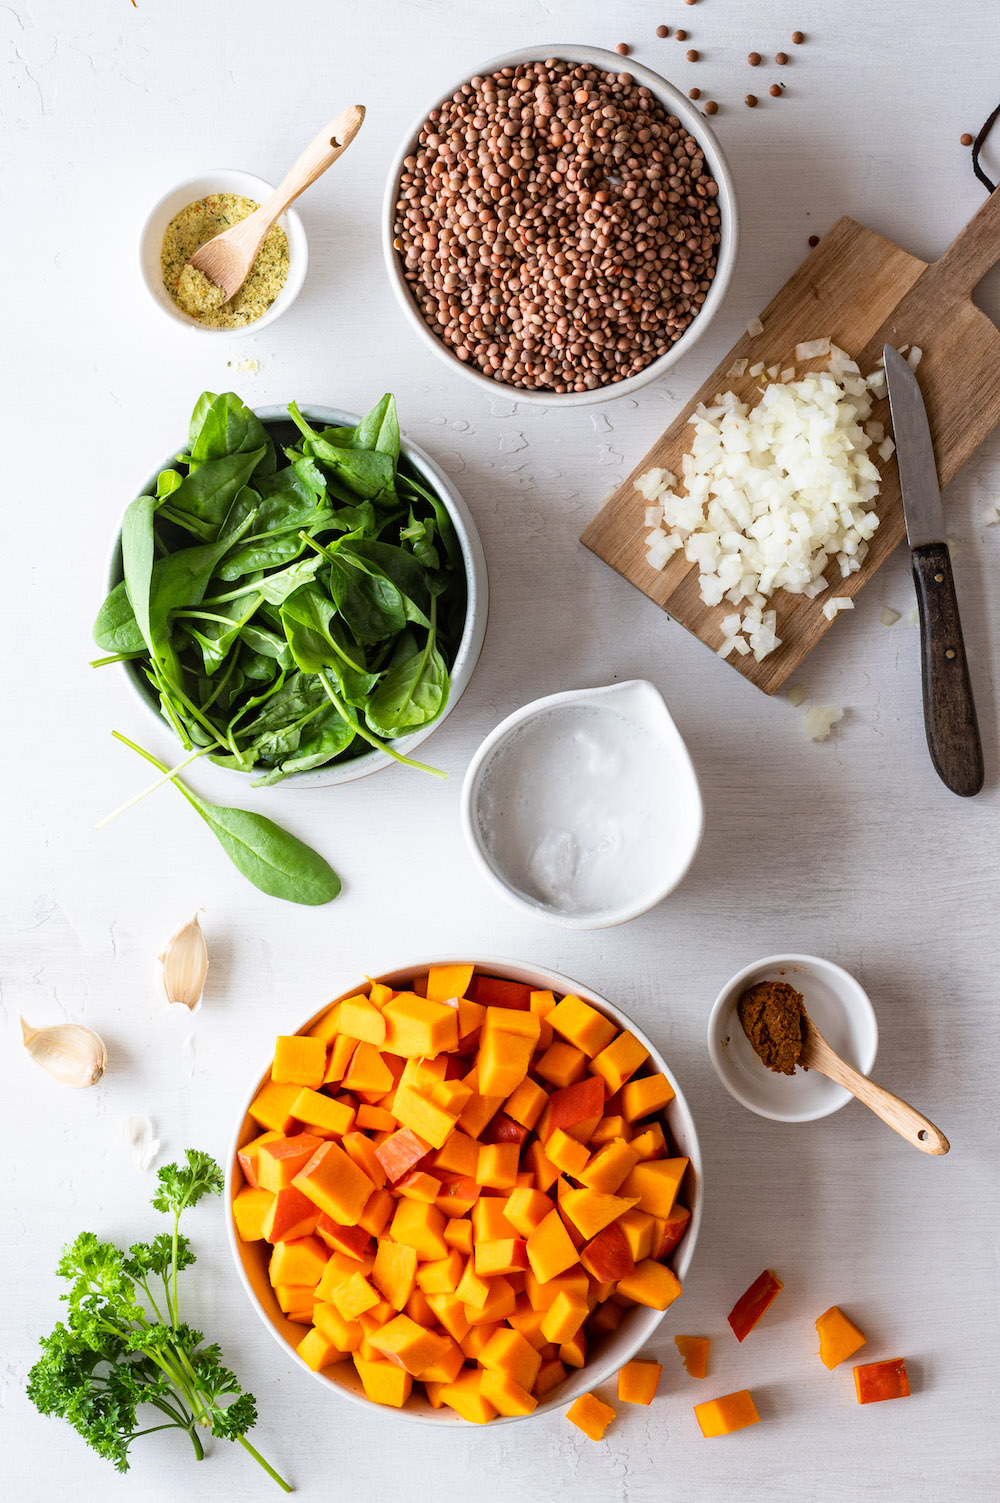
[883, 343, 984, 796]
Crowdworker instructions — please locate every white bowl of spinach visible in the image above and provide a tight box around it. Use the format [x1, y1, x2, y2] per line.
[94, 392, 488, 786]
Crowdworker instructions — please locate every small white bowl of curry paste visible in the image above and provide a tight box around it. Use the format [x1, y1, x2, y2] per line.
[708, 954, 879, 1123]
[140, 169, 308, 334]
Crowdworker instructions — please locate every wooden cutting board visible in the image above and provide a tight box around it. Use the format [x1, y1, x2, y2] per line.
[581, 185, 1000, 694]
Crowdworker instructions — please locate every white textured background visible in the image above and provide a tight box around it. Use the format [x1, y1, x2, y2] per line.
[2, 2, 999, 1500]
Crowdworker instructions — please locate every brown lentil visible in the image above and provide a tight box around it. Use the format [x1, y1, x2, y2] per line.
[686, 49, 699, 61]
[675, 29, 688, 41]
[775, 51, 789, 64]
[703, 100, 718, 115]
[656, 25, 670, 38]
[769, 84, 783, 97]
[792, 30, 805, 44]
[960, 132, 973, 146]
[745, 94, 758, 108]
[392, 59, 722, 394]
[808, 234, 819, 247]
[616, 43, 630, 56]
[688, 87, 701, 100]
[748, 52, 761, 66]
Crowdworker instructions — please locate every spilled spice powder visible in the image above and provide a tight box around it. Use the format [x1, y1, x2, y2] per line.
[738, 980, 804, 1074]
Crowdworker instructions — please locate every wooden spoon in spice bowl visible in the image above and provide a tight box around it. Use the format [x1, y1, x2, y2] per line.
[800, 1011, 950, 1156]
[182, 105, 365, 311]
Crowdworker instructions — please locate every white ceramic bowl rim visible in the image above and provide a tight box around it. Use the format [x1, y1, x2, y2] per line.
[225, 954, 703, 1426]
[459, 681, 704, 929]
[707, 953, 880, 1123]
[138, 168, 308, 336]
[382, 43, 739, 406]
[108, 404, 488, 787]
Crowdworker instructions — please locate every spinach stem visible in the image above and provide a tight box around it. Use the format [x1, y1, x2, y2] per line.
[94, 745, 209, 829]
[317, 671, 446, 778]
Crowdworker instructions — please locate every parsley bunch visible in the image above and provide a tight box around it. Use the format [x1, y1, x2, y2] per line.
[26, 1150, 290, 1491]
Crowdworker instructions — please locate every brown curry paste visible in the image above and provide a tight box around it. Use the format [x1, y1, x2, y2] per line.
[738, 980, 805, 1075]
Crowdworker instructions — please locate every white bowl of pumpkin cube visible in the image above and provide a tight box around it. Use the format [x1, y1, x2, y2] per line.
[227, 958, 701, 1425]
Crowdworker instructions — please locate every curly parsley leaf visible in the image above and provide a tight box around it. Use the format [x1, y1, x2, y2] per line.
[151, 1149, 224, 1216]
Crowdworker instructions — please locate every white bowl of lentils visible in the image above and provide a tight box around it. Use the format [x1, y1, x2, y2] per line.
[383, 45, 738, 405]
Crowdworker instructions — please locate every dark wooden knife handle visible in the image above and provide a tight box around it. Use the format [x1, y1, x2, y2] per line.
[911, 542, 984, 797]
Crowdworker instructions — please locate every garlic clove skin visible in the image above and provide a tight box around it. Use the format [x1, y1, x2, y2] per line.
[160, 913, 208, 1011]
[20, 1018, 107, 1088]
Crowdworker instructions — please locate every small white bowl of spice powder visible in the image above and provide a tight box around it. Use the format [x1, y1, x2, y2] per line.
[140, 169, 308, 334]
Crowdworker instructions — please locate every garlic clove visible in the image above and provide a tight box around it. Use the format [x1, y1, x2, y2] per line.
[118, 1114, 161, 1171]
[160, 913, 208, 1011]
[20, 1017, 107, 1088]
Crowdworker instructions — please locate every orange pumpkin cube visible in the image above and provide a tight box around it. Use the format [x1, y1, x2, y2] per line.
[504, 1077, 548, 1131]
[257, 1134, 324, 1193]
[342, 1041, 394, 1096]
[415, 1248, 464, 1294]
[675, 1334, 710, 1378]
[268, 1234, 328, 1288]
[618, 1358, 662, 1405]
[289, 1088, 355, 1138]
[247, 1081, 301, 1134]
[694, 1389, 760, 1437]
[313, 1301, 363, 1352]
[566, 1391, 616, 1440]
[535, 1358, 567, 1397]
[353, 1354, 413, 1408]
[816, 1306, 867, 1370]
[331, 1271, 380, 1322]
[540, 1290, 588, 1344]
[504, 1186, 553, 1238]
[580, 1138, 641, 1194]
[479, 1325, 542, 1390]
[306, 1003, 342, 1043]
[628, 1122, 666, 1160]
[293, 1141, 374, 1225]
[444, 1218, 474, 1255]
[438, 1370, 496, 1424]
[383, 993, 459, 1058]
[425, 963, 474, 1003]
[545, 1128, 591, 1178]
[590, 1115, 631, 1147]
[337, 995, 388, 1046]
[526, 1209, 580, 1283]
[390, 1198, 449, 1260]
[535, 1040, 588, 1089]
[620, 1072, 675, 1123]
[617, 1259, 682, 1311]
[322, 1033, 357, 1086]
[296, 1326, 344, 1372]
[477, 1008, 540, 1097]
[368, 1312, 446, 1375]
[548, 996, 617, 1057]
[619, 1158, 688, 1219]
[560, 1187, 638, 1241]
[236, 1129, 282, 1188]
[372, 1239, 418, 1310]
[232, 1186, 273, 1242]
[261, 1186, 320, 1243]
[589, 1031, 650, 1093]
[480, 1369, 537, 1416]
[474, 1238, 528, 1278]
[272, 1035, 327, 1089]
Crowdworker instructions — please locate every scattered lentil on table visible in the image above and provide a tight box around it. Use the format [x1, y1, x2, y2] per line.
[775, 51, 789, 64]
[748, 52, 761, 66]
[616, 43, 630, 56]
[808, 234, 820, 246]
[792, 30, 805, 44]
[703, 100, 718, 115]
[688, 87, 701, 100]
[656, 24, 670, 38]
[160, 194, 289, 329]
[960, 132, 973, 146]
[675, 29, 688, 41]
[686, 49, 699, 61]
[392, 58, 722, 394]
[769, 84, 783, 97]
[745, 94, 758, 108]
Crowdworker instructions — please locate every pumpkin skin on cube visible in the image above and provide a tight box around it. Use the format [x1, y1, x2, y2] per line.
[854, 1358, 910, 1404]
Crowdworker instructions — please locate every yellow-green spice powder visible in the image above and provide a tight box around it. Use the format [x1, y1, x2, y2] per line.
[160, 194, 289, 329]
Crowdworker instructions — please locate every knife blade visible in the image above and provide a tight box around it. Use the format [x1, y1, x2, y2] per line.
[883, 344, 984, 796]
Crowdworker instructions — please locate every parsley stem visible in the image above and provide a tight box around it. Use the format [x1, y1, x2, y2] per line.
[238, 1435, 293, 1493]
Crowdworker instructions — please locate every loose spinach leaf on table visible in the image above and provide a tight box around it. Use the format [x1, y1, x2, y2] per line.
[92, 388, 465, 827]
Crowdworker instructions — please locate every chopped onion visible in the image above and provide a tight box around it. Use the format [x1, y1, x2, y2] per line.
[880, 607, 900, 626]
[902, 607, 919, 626]
[644, 504, 663, 527]
[803, 705, 844, 741]
[822, 596, 854, 620]
[727, 358, 749, 377]
[766, 364, 780, 379]
[983, 505, 1000, 526]
[878, 438, 895, 461]
[638, 355, 885, 656]
[748, 361, 765, 377]
[795, 337, 831, 360]
[780, 367, 796, 383]
[747, 316, 764, 337]
[907, 346, 923, 369]
[787, 683, 807, 707]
